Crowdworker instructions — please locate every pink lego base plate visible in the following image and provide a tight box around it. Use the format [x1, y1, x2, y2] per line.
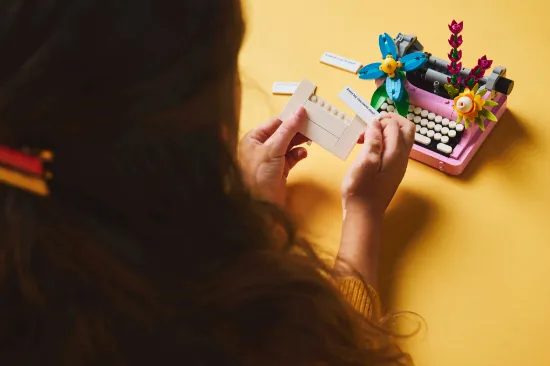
[375, 79, 508, 175]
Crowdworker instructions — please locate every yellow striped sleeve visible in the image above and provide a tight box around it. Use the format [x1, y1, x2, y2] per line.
[337, 277, 383, 320]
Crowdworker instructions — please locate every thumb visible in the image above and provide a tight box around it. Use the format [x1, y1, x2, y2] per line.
[265, 107, 308, 157]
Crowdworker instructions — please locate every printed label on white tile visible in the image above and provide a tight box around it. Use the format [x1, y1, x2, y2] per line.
[320, 52, 362, 74]
[338, 86, 380, 124]
[272, 82, 300, 95]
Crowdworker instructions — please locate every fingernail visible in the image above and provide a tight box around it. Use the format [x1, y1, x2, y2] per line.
[307, 140, 313, 146]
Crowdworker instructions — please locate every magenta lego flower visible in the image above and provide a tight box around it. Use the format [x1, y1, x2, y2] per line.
[448, 20, 464, 34]
[445, 19, 464, 97]
[448, 49, 462, 62]
[447, 62, 462, 74]
[447, 75, 462, 85]
[470, 66, 483, 80]
[478, 56, 493, 70]
[448, 34, 463, 48]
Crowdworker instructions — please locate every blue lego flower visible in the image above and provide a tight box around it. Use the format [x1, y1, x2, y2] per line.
[358, 33, 427, 103]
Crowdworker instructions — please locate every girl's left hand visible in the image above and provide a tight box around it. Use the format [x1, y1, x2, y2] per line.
[238, 107, 310, 206]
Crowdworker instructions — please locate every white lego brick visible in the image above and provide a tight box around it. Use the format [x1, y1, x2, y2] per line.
[299, 117, 339, 152]
[303, 100, 347, 138]
[338, 86, 380, 126]
[278, 79, 364, 160]
[278, 79, 316, 123]
[320, 52, 362, 74]
[272, 82, 300, 95]
[332, 116, 366, 160]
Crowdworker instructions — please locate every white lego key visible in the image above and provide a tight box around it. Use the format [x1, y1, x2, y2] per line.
[278, 79, 365, 160]
[437, 143, 453, 154]
[272, 82, 300, 95]
[320, 52, 362, 74]
[338, 86, 380, 126]
[415, 133, 431, 146]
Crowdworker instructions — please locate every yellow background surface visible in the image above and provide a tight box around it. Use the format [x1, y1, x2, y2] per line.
[239, 0, 550, 364]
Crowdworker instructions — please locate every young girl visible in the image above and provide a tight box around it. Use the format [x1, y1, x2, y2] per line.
[0, 0, 415, 365]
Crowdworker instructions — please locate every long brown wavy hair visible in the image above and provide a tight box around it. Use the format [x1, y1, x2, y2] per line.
[0, 0, 411, 365]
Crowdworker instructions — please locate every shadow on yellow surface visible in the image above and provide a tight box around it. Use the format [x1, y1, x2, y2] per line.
[459, 111, 532, 182]
[379, 190, 435, 305]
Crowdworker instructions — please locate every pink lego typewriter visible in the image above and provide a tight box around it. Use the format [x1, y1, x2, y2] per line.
[356, 21, 514, 175]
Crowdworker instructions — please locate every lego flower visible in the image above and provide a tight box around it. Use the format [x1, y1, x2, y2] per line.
[449, 20, 464, 34]
[478, 55, 493, 70]
[448, 62, 462, 74]
[445, 20, 464, 98]
[358, 33, 427, 109]
[448, 34, 463, 48]
[448, 49, 463, 62]
[453, 84, 499, 130]
[464, 56, 493, 89]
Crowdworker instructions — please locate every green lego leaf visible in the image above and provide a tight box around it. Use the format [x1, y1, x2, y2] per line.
[457, 115, 463, 123]
[393, 88, 410, 117]
[484, 100, 499, 107]
[396, 70, 406, 80]
[465, 118, 471, 129]
[472, 83, 480, 94]
[477, 89, 488, 97]
[475, 117, 485, 131]
[371, 83, 389, 110]
[479, 108, 498, 122]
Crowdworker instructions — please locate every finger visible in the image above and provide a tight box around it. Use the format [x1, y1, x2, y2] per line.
[265, 106, 308, 157]
[288, 133, 310, 151]
[380, 117, 401, 156]
[246, 118, 283, 143]
[286, 147, 308, 171]
[382, 113, 415, 150]
[356, 118, 383, 169]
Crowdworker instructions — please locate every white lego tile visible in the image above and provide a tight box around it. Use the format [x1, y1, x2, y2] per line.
[338, 86, 380, 126]
[272, 82, 300, 95]
[304, 100, 348, 138]
[319, 52, 362, 74]
[278, 79, 316, 123]
[332, 116, 366, 160]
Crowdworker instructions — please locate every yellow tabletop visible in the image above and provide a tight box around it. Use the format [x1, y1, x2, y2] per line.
[239, 0, 550, 365]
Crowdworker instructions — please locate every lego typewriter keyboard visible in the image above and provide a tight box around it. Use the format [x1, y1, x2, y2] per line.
[377, 99, 465, 157]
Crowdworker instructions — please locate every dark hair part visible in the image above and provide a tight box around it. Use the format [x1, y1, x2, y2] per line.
[0, 0, 410, 365]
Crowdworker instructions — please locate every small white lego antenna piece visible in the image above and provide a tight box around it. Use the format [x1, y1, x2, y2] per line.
[319, 52, 362, 74]
[338, 86, 380, 125]
[272, 82, 300, 95]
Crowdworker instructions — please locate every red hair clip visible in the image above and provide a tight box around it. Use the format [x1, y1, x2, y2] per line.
[0, 146, 53, 196]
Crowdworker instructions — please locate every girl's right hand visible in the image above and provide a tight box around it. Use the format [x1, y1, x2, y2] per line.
[341, 113, 416, 218]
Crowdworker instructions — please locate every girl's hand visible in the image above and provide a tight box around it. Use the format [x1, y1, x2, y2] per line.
[341, 113, 416, 219]
[239, 107, 309, 206]
[336, 113, 415, 285]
